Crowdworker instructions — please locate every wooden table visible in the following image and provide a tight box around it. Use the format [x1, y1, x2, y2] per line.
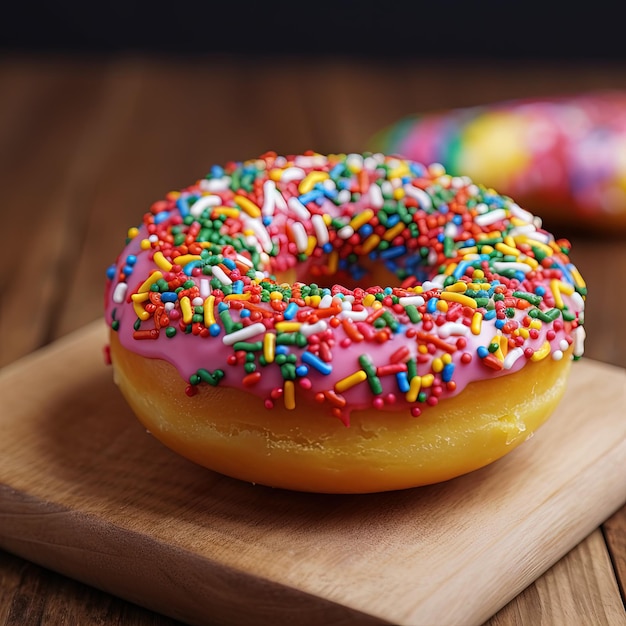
[0, 54, 624, 625]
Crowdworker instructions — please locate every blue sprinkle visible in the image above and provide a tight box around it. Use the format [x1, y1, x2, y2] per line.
[106, 264, 116, 279]
[240, 309, 250, 318]
[301, 351, 333, 375]
[176, 196, 190, 217]
[387, 214, 401, 227]
[322, 242, 333, 253]
[380, 245, 406, 260]
[295, 365, 309, 377]
[321, 186, 338, 200]
[383, 287, 393, 295]
[284, 302, 298, 320]
[299, 190, 323, 204]
[217, 302, 229, 312]
[222, 258, 236, 270]
[535, 285, 546, 296]
[126, 254, 137, 266]
[477, 290, 490, 298]
[358, 224, 374, 238]
[210, 165, 224, 178]
[275, 345, 289, 355]
[438, 204, 449, 214]
[453, 215, 463, 225]
[232, 280, 244, 294]
[453, 261, 469, 280]
[484, 309, 497, 320]
[442, 363, 455, 383]
[154, 211, 170, 224]
[262, 216, 273, 226]
[396, 371, 410, 393]
[460, 238, 475, 247]
[123, 264, 134, 276]
[161, 292, 178, 303]
[183, 260, 202, 276]
[330, 163, 345, 179]
[209, 324, 221, 337]
[495, 319, 505, 329]
[514, 271, 526, 282]
[426, 298, 438, 314]
[477, 346, 489, 358]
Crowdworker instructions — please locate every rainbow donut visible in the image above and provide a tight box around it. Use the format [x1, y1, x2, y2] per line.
[370, 91, 626, 231]
[105, 151, 586, 493]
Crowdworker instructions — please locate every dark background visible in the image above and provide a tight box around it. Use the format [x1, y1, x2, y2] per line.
[3, 1, 625, 61]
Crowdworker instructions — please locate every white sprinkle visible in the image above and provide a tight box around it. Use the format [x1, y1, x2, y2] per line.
[189, 194, 221, 217]
[273, 188, 288, 212]
[559, 339, 570, 351]
[192, 296, 203, 306]
[148, 234, 159, 243]
[438, 322, 470, 338]
[474, 202, 489, 215]
[398, 295, 425, 307]
[444, 222, 458, 238]
[509, 224, 537, 237]
[522, 230, 551, 244]
[199, 177, 231, 192]
[509, 202, 535, 224]
[300, 320, 328, 336]
[574, 326, 586, 357]
[552, 349, 564, 361]
[346, 153, 363, 171]
[236, 254, 253, 267]
[312, 214, 329, 245]
[280, 167, 306, 182]
[262, 180, 276, 215]
[474, 208, 507, 226]
[164, 302, 175, 312]
[422, 277, 444, 290]
[367, 183, 384, 209]
[338, 225, 354, 239]
[288, 196, 311, 220]
[380, 181, 393, 197]
[222, 322, 266, 346]
[571, 292, 585, 311]
[341, 300, 353, 311]
[404, 184, 433, 210]
[290, 221, 309, 252]
[319, 294, 333, 309]
[503, 347, 525, 370]
[200, 278, 211, 298]
[339, 309, 368, 321]
[113, 282, 127, 304]
[492, 261, 533, 274]
[244, 216, 273, 252]
[294, 154, 327, 168]
[211, 265, 232, 285]
[337, 189, 352, 204]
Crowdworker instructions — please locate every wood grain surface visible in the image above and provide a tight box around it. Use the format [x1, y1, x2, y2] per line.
[0, 54, 625, 625]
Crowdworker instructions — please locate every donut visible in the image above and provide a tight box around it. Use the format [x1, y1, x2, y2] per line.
[370, 91, 626, 232]
[105, 151, 586, 493]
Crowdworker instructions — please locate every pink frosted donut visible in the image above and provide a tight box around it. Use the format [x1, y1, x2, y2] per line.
[371, 91, 626, 231]
[105, 151, 586, 493]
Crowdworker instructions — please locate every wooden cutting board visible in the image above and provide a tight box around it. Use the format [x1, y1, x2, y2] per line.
[0, 321, 624, 626]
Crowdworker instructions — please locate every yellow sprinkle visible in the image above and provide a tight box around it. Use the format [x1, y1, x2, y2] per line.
[406, 375, 422, 402]
[570, 267, 586, 289]
[459, 246, 478, 256]
[444, 262, 458, 276]
[275, 322, 302, 332]
[517, 327, 530, 339]
[432, 357, 443, 373]
[284, 380, 296, 410]
[335, 370, 368, 393]
[173, 254, 202, 267]
[263, 333, 276, 363]
[299, 171, 328, 194]
[471, 311, 483, 335]
[392, 187, 405, 200]
[495, 242, 520, 257]
[153, 250, 173, 272]
[490, 335, 507, 360]
[234, 195, 262, 218]
[166, 191, 180, 200]
[132, 301, 151, 321]
[212, 207, 241, 218]
[328, 250, 339, 274]
[204, 295, 216, 326]
[269, 291, 284, 301]
[350, 209, 375, 231]
[389, 163, 410, 179]
[383, 222, 405, 241]
[444, 281, 467, 293]
[224, 293, 251, 301]
[180, 296, 193, 324]
[436, 300, 449, 312]
[130, 292, 150, 303]
[550, 278, 565, 309]
[440, 292, 477, 308]
[531, 341, 551, 361]
[269, 168, 283, 181]
[127, 227, 139, 239]
[306, 236, 317, 256]
[503, 235, 516, 248]
[520, 255, 539, 269]
[138, 271, 163, 293]
[478, 230, 502, 240]
[140, 238, 151, 250]
[363, 294, 377, 307]
[361, 234, 381, 254]
[558, 280, 575, 295]
[481, 245, 494, 255]
[442, 353, 452, 365]
[307, 295, 321, 307]
[467, 282, 492, 291]
[473, 269, 485, 279]
[372, 301, 383, 310]
[421, 374, 435, 388]
[529, 319, 542, 330]
[418, 344, 429, 354]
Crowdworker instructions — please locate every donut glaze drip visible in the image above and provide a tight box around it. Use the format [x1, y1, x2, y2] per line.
[105, 152, 586, 424]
